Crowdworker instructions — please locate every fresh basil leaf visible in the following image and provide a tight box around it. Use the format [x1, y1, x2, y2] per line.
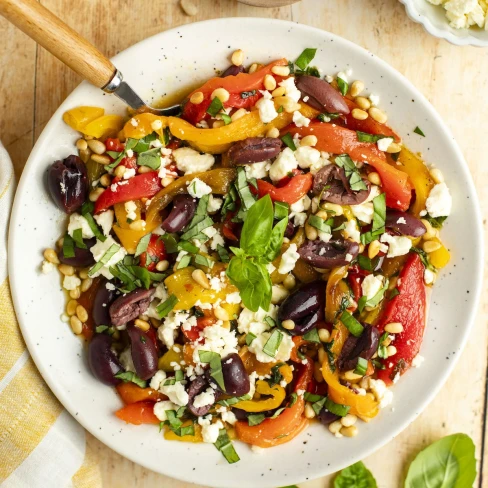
[198, 351, 225, 391]
[334, 461, 378, 488]
[214, 429, 240, 464]
[217, 244, 230, 263]
[134, 233, 152, 258]
[405, 433, 476, 488]
[156, 294, 178, 318]
[72, 229, 87, 249]
[372, 193, 386, 234]
[413, 126, 425, 137]
[425, 214, 447, 229]
[137, 148, 161, 169]
[295, 47, 317, 70]
[274, 201, 289, 220]
[207, 97, 224, 117]
[337, 77, 348, 96]
[340, 311, 364, 337]
[303, 328, 321, 343]
[281, 133, 297, 151]
[263, 329, 283, 358]
[264, 216, 288, 262]
[335, 154, 367, 192]
[308, 214, 332, 233]
[245, 332, 257, 346]
[114, 371, 147, 388]
[317, 112, 340, 122]
[356, 131, 388, 143]
[80, 206, 106, 242]
[240, 194, 274, 257]
[106, 150, 121, 159]
[221, 113, 231, 125]
[357, 255, 379, 272]
[247, 413, 265, 426]
[195, 254, 214, 268]
[159, 233, 179, 253]
[177, 240, 199, 254]
[180, 216, 214, 241]
[62, 233, 75, 258]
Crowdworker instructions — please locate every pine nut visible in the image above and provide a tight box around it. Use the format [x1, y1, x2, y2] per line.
[214, 307, 230, 321]
[300, 135, 318, 147]
[421, 219, 435, 240]
[70, 315, 83, 334]
[212, 120, 225, 129]
[355, 96, 371, 110]
[352, 108, 368, 120]
[368, 107, 387, 124]
[281, 319, 295, 330]
[344, 370, 363, 381]
[89, 188, 104, 202]
[100, 174, 111, 187]
[79, 148, 92, 163]
[151, 119, 163, 131]
[161, 176, 174, 187]
[313, 362, 324, 383]
[91, 154, 111, 165]
[43, 248, 59, 264]
[304, 403, 316, 419]
[79, 269, 89, 280]
[384, 322, 403, 334]
[283, 274, 296, 290]
[138, 166, 153, 174]
[56, 237, 64, 248]
[318, 329, 330, 343]
[248, 63, 258, 74]
[271, 65, 290, 77]
[341, 425, 358, 437]
[423, 240, 441, 253]
[329, 420, 342, 434]
[231, 49, 244, 66]
[341, 414, 357, 427]
[180, 0, 198, 16]
[150, 317, 161, 328]
[271, 285, 289, 304]
[350, 80, 365, 97]
[274, 96, 301, 113]
[87, 139, 106, 155]
[317, 347, 326, 364]
[368, 172, 381, 186]
[358, 244, 365, 253]
[368, 240, 381, 259]
[430, 168, 444, 184]
[305, 222, 318, 240]
[190, 91, 204, 104]
[386, 142, 402, 154]
[66, 300, 78, 316]
[264, 74, 277, 91]
[316, 210, 328, 220]
[58, 264, 75, 276]
[76, 139, 88, 151]
[192, 269, 210, 289]
[266, 127, 280, 138]
[387, 345, 397, 357]
[114, 165, 126, 178]
[129, 220, 146, 231]
[271, 86, 286, 98]
[360, 377, 370, 390]
[231, 108, 248, 122]
[76, 304, 88, 323]
[156, 260, 169, 272]
[81, 277, 93, 292]
[134, 319, 151, 331]
[69, 288, 81, 299]
[211, 88, 230, 103]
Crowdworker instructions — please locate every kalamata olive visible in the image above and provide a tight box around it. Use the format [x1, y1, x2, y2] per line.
[221, 65, 245, 77]
[109, 288, 156, 326]
[284, 220, 295, 238]
[88, 333, 122, 386]
[47, 155, 88, 214]
[386, 210, 426, 237]
[278, 281, 326, 336]
[318, 409, 340, 426]
[93, 279, 118, 326]
[298, 239, 360, 269]
[295, 75, 350, 115]
[227, 137, 282, 165]
[161, 194, 197, 233]
[221, 353, 250, 396]
[57, 237, 96, 267]
[313, 165, 370, 205]
[232, 408, 249, 421]
[126, 324, 158, 380]
[187, 376, 215, 416]
[337, 325, 380, 372]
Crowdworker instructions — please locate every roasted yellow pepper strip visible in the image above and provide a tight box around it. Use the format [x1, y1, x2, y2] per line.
[164, 421, 202, 443]
[63, 106, 105, 132]
[158, 347, 184, 372]
[325, 266, 350, 323]
[233, 380, 286, 412]
[428, 237, 451, 269]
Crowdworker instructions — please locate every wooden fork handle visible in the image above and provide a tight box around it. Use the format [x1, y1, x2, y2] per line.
[0, 0, 115, 89]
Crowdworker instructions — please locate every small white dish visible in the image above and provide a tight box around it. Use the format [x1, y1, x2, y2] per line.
[8, 17, 483, 488]
[400, 0, 488, 46]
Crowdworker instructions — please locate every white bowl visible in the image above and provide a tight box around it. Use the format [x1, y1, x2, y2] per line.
[400, 0, 488, 46]
[8, 18, 483, 488]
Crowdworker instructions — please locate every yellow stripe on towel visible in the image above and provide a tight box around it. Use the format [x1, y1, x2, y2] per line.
[72, 443, 103, 488]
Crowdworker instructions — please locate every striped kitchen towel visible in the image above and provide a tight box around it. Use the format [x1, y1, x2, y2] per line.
[0, 142, 102, 488]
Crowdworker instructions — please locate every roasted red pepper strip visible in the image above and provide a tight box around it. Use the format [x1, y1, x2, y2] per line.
[94, 172, 162, 214]
[182, 59, 288, 124]
[115, 400, 160, 425]
[139, 234, 167, 271]
[286, 122, 412, 211]
[181, 316, 216, 343]
[377, 253, 426, 385]
[256, 173, 312, 205]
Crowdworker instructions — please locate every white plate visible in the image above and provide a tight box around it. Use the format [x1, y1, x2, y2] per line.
[8, 18, 483, 488]
[400, 0, 488, 47]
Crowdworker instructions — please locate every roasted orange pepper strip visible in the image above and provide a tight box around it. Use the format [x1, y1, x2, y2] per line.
[116, 382, 166, 404]
[115, 401, 160, 425]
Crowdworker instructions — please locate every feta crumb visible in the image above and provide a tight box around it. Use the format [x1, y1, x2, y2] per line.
[251, 445, 265, 454]
[153, 400, 179, 422]
[225, 292, 241, 304]
[94, 209, 114, 236]
[247, 329, 294, 363]
[149, 370, 167, 391]
[160, 380, 189, 406]
[123, 167, 136, 179]
[207, 195, 223, 213]
[278, 77, 301, 102]
[193, 388, 215, 408]
[63, 275, 81, 291]
[41, 260, 55, 274]
[343, 219, 361, 243]
[369, 94, 380, 106]
[221, 410, 237, 425]
[68, 213, 95, 239]
[294, 146, 321, 169]
[245, 160, 271, 179]
[292, 110, 310, 128]
[119, 348, 135, 372]
[380, 233, 412, 258]
[256, 90, 278, 123]
[269, 148, 298, 182]
[187, 177, 212, 198]
[426, 182, 452, 218]
[424, 268, 435, 285]
[124, 201, 138, 221]
[361, 274, 384, 300]
[377, 137, 393, 152]
[173, 147, 215, 174]
[350, 202, 374, 224]
[411, 354, 425, 368]
[278, 244, 300, 274]
[89, 236, 127, 279]
[200, 419, 224, 444]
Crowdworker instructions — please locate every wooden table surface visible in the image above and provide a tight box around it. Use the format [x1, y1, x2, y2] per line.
[1, 0, 487, 486]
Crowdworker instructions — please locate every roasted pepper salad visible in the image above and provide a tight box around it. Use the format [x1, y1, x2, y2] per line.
[41, 48, 452, 461]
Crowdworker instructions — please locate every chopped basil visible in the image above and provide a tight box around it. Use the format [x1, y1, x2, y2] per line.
[165, 410, 183, 430]
[88, 243, 120, 277]
[221, 113, 232, 125]
[377, 332, 390, 359]
[281, 133, 297, 151]
[180, 216, 214, 240]
[195, 254, 214, 268]
[372, 358, 386, 370]
[264, 316, 276, 328]
[354, 357, 368, 376]
[134, 233, 152, 258]
[159, 233, 179, 254]
[317, 112, 340, 122]
[277, 105, 284, 113]
[267, 363, 284, 387]
[312, 396, 327, 416]
[247, 413, 265, 426]
[361, 193, 386, 245]
[303, 328, 321, 343]
[340, 310, 364, 337]
[335, 154, 367, 192]
[114, 370, 147, 388]
[177, 240, 199, 254]
[274, 201, 289, 221]
[269, 407, 286, 418]
[240, 90, 256, 99]
[95, 325, 108, 333]
[62, 233, 76, 258]
[414, 126, 425, 137]
[71, 229, 87, 249]
[358, 278, 389, 312]
[198, 350, 225, 391]
[221, 186, 237, 215]
[176, 254, 191, 269]
[262, 329, 283, 358]
[295, 47, 317, 70]
[245, 332, 257, 346]
[214, 429, 240, 464]
[356, 131, 388, 143]
[308, 215, 333, 233]
[390, 287, 401, 299]
[288, 392, 298, 407]
[324, 397, 350, 417]
[304, 392, 323, 403]
[137, 148, 161, 170]
[217, 244, 230, 263]
[337, 77, 348, 96]
[235, 167, 256, 211]
[357, 255, 379, 272]
[325, 340, 336, 372]
[425, 214, 447, 229]
[80, 203, 106, 242]
[156, 294, 178, 318]
[132, 133, 157, 153]
[411, 247, 433, 270]
[207, 97, 224, 117]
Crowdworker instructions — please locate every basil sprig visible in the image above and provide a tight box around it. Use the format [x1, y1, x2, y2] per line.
[335, 154, 368, 192]
[360, 193, 386, 245]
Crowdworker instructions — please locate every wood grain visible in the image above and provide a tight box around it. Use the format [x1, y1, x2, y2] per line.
[1, 0, 486, 486]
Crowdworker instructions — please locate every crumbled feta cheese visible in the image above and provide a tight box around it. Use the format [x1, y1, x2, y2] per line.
[377, 137, 393, 152]
[424, 268, 436, 285]
[63, 275, 81, 291]
[380, 233, 412, 258]
[292, 110, 310, 128]
[225, 292, 241, 304]
[158, 311, 194, 348]
[278, 77, 301, 102]
[200, 419, 223, 444]
[68, 213, 95, 239]
[269, 148, 298, 182]
[207, 195, 223, 213]
[369, 378, 393, 408]
[294, 146, 321, 169]
[426, 183, 452, 218]
[193, 388, 215, 408]
[123, 167, 136, 179]
[119, 348, 135, 372]
[245, 160, 271, 179]
[221, 410, 237, 425]
[149, 370, 167, 391]
[256, 90, 278, 123]
[369, 94, 380, 106]
[153, 400, 180, 422]
[237, 304, 278, 335]
[293, 212, 307, 226]
[361, 274, 384, 300]
[397, 217, 407, 225]
[89, 236, 127, 279]
[193, 324, 238, 364]
[173, 147, 215, 174]
[278, 243, 300, 274]
[248, 329, 294, 363]
[94, 210, 114, 236]
[187, 178, 212, 198]
[290, 195, 311, 213]
[350, 202, 374, 224]
[411, 354, 425, 368]
[41, 260, 55, 274]
[160, 381, 189, 406]
[343, 219, 360, 242]
[124, 201, 138, 221]
[130, 118, 138, 127]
